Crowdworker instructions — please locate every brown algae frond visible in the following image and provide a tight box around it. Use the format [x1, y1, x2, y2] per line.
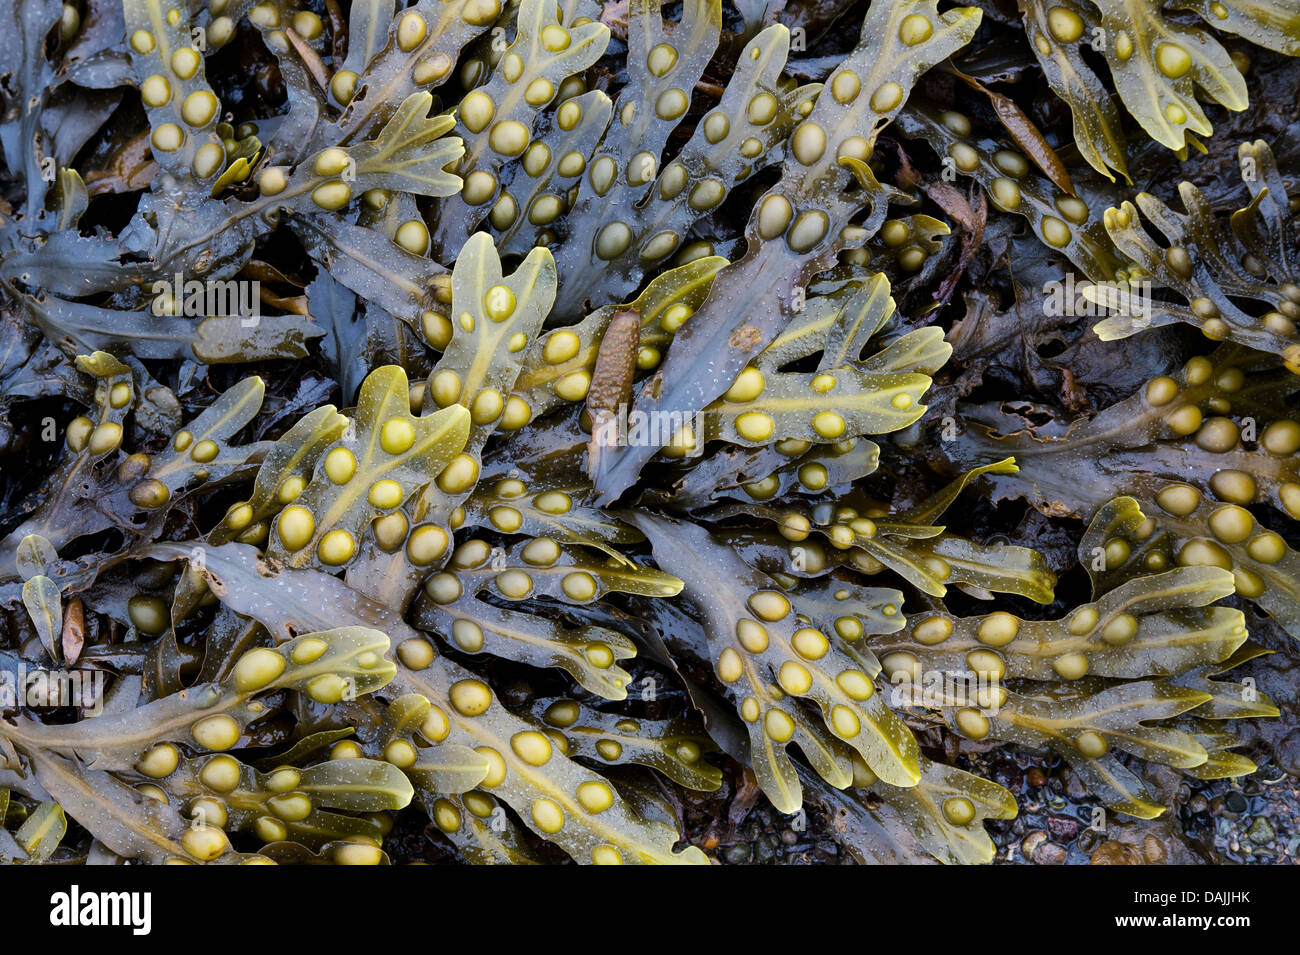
[0, 0, 1297, 866]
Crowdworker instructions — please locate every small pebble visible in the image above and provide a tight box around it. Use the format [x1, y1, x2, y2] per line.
[1026, 767, 1047, 787]
[1247, 817, 1275, 845]
[1033, 840, 1067, 865]
[993, 760, 1023, 792]
[1047, 815, 1078, 841]
[1091, 841, 1143, 865]
[723, 843, 751, 864]
[1021, 829, 1047, 858]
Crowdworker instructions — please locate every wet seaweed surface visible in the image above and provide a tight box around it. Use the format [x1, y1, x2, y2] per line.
[1, 0, 1298, 865]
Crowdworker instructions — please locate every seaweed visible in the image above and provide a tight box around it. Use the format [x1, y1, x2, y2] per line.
[922, 2, 1300, 180]
[0, 0, 1294, 868]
